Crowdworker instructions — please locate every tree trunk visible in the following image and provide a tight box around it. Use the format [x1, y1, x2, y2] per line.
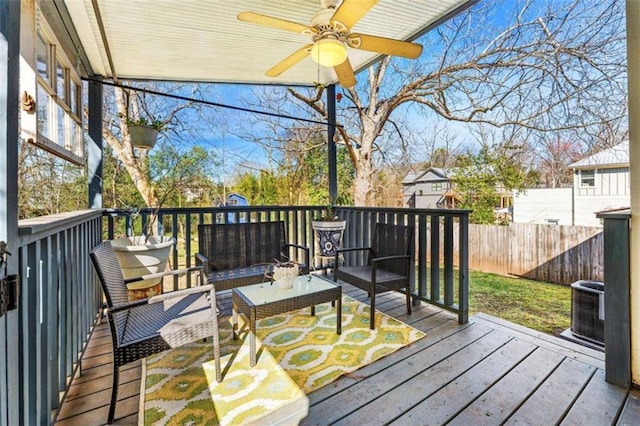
[352, 133, 377, 206]
[353, 164, 374, 206]
[104, 87, 160, 208]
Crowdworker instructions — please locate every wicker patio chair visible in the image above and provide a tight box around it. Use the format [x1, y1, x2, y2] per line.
[90, 241, 231, 424]
[196, 221, 310, 291]
[334, 223, 415, 329]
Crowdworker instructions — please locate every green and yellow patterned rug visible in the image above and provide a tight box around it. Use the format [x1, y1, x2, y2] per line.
[141, 295, 425, 425]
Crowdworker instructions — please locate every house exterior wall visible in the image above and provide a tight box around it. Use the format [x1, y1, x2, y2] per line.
[414, 180, 450, 208]
[513, 188, 573, 225]
[227, 193, 249, 206]
[2, 0, 23, 423]
[402, 190, 414, 207]
[573, 195, 630, 226]
[514, 168, 631, 227]
[574, 167, 630, 196]
[414, 193, 443, 208]
[403, 169, 451, 208]
[628, 1, 640, 385]
[572, 167, 630, 226]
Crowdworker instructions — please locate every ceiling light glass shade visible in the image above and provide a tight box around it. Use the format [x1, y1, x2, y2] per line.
[310, 39, 348, 67]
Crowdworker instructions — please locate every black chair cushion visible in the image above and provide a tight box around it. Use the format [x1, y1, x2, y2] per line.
[336, 265, 408, 293]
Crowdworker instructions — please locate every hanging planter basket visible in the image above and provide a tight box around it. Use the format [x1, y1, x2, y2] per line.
[129, 123, 159, 150]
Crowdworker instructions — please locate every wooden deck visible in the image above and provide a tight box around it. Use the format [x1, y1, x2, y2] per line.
[54, 283, 640, 425]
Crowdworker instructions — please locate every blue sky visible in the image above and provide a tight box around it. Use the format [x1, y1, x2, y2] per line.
[163, 0, 599, 177]
[172, 0, 508, 172]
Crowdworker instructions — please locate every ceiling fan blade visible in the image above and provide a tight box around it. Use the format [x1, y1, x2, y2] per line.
[331, 0, 378, 30]
[348, 33, 423, 59]
[266, 45, 313, 77]
[238, 11, 314, 34]
[334, 59, 356, 88]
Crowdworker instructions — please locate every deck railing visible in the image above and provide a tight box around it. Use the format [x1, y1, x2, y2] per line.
[104, 205, 469, 323]
[15, 210, 103, 424]
[7, 205, 468, 424]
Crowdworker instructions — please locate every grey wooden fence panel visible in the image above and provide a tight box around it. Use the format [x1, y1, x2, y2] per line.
[428, 223, 603, 285]
[509, 223, 603, 285]
[426, 223, 604, 285]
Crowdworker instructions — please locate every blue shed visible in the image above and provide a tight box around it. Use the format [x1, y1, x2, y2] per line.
[226, 193, 249, 207]
[225, 193, 248, 223]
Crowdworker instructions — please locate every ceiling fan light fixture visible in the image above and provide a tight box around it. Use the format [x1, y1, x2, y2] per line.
[310, 39, 347, 67]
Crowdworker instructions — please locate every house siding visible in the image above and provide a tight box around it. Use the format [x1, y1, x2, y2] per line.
[574, 167, 629, 196]
[573, 195, 630, 227]
[403, 168, 452, 209]
[514, 168, 630, 227]
[516, 141, 630, 227]
[572, 167, 629, 226]
[513, 188, 573, 225]
[415, 193, 444, 208]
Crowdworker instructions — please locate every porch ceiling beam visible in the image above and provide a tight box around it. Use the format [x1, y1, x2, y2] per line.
[90, 0, 117, 81]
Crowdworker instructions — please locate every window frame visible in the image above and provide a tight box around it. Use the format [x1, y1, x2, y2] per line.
[34, 15, 84, 165]
[580, 170, 596, 188]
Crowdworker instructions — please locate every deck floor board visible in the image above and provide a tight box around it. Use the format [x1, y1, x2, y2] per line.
[55, 282, 639, 425]
[448, 347, 567, 425]
[505, 357, 597, 425]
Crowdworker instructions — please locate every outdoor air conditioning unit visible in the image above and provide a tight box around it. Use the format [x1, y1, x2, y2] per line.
[570, 280, 604, 345]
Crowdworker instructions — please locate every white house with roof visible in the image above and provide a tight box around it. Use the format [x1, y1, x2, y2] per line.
[513, 141, 630, 226]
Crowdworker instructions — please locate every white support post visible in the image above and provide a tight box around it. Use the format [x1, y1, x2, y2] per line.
[626, 0, 640, 386]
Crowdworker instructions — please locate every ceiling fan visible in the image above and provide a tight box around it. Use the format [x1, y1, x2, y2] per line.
[237, 0, 423, 87]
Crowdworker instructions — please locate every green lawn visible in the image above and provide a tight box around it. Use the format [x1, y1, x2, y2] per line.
[468, 270, 571, 336]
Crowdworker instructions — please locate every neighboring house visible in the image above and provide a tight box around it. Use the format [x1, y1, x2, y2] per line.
[214, 193, 249, 223]
[225, 193, 249, 207]
[402, 168, 456, 209]
[403, 167, 511, 212]
[513, 141, 629, 226]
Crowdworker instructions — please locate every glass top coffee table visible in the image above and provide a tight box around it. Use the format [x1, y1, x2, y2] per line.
[232, 274, 342, 367]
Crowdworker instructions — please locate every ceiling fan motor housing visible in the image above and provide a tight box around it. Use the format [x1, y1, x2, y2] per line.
[310, 8, 348, 42]
[319, 0, 340, 10]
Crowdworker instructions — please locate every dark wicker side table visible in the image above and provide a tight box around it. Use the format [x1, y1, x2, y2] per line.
[232, 274, 342, 367]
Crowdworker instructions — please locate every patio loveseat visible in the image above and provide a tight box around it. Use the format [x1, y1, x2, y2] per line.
[196, 221, 310, 291]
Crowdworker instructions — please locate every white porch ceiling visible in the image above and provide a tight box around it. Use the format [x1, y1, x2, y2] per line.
[63, 0, 475, 86]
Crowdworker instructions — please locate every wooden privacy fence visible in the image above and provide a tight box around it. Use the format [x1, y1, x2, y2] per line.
[428, 222, 603, 285]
